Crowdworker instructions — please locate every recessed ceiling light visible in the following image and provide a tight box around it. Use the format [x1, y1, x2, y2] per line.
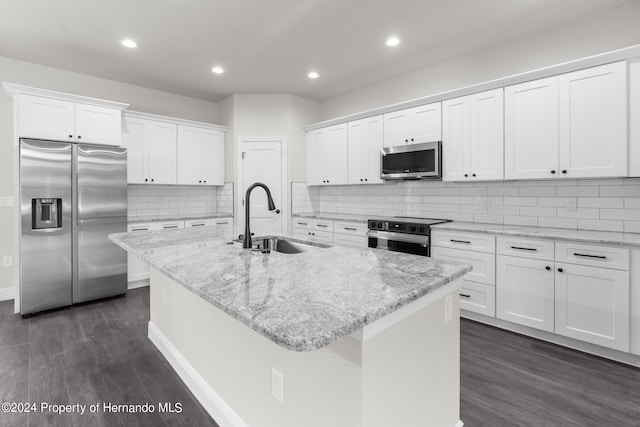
[308, 71, 319, 79]
[121, 39, 138, 49]
[385, 37, 401, 47]
[211, 66, 224, 74]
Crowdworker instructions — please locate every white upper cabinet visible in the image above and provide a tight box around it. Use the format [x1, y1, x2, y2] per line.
[306, 123, 348, 186]
[558, 61, 627, 178]
[505, 61, 627, 180]
[348, 115, 383, 185]
[177, 125, 225, 186]
[122, 116, 177, 184]
[18, 94, 123, 146]
[443, 88, 503, 182]
[383, 102, 441, 147]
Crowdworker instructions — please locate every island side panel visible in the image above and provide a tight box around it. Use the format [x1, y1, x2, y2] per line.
[362, 288, 460, 427]
[148, 268, 364, 427]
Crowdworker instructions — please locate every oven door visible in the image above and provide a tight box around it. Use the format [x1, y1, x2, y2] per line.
[381, 141, 441, 180]
[367, 230, 430, 256]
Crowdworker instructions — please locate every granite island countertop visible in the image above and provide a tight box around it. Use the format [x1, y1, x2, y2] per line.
[431, 221, 640, 248]
[109, 227, 471, 352]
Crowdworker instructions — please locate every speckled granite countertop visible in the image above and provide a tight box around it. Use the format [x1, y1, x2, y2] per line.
[128, 213, 233, 224]
[431, 222, 640, 248]
[293, 212, 368, 223]
[109, 227, 471, 352]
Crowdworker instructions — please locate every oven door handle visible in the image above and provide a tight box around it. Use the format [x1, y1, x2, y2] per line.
[367, 230, 429, 246]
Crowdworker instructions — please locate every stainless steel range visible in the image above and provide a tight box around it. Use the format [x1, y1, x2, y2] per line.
[367, 217, 451, 256]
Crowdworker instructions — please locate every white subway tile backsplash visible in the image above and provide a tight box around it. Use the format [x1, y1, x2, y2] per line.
[294, 178, 640, 234]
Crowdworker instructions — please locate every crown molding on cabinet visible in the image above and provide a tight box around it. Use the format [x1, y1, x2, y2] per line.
[124, 110, 226, 131]
[304, 43, 640, 132]
[2, 82, 129, 110]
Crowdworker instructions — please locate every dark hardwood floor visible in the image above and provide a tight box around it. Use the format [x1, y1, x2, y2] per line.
[0, 288, 217, 427]
[461, 318, 640, 427]
[1, 288, 639, 426]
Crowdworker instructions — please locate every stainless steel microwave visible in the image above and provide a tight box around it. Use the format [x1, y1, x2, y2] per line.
[380, 141, 442, 180]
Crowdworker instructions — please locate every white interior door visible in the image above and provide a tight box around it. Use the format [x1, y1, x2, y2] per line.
[239, 139, 283, 237]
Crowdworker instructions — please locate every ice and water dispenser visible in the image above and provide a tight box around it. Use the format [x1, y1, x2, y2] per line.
[32, 198, 62, 229]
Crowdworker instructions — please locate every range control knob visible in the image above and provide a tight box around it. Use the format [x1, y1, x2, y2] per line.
[419, 226, 425, 233]
[410, 225, 417, 232]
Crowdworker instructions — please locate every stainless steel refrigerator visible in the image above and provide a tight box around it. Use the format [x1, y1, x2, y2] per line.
[20, 139, 127, 315]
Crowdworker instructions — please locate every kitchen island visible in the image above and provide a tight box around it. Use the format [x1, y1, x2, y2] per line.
[109, 227, 471, 427]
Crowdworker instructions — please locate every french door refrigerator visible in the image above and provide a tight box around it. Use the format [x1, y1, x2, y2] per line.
[20, 139, 127, 315]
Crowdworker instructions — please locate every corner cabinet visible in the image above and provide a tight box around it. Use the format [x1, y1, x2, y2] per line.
[16, 92, 126, 146]
[177, 125, 225, 186]
[122, 116, 177, 184]
[505, 61, 627, 180]
[442, 88, 503, 181]
[347, 115, 383, 185]
[383, 102, 441, 147]
[306, 123, 348, 186]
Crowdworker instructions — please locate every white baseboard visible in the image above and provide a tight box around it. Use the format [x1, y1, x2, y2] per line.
[127, 279, 149, 290]
[0, 287, 14, 302]
[147, 322, 249, 427]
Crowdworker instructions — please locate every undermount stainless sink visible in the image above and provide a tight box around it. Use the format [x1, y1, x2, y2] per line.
[237, 236, 329, 254]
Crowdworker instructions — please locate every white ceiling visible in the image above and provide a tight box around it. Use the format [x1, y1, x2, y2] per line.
[0, 0, 636, 102]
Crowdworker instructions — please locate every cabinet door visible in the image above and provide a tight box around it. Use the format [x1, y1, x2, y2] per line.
[496, 255, 555, 332]
[442, 96, 470, 182]
[383, 109, 412, 147]
[471, 89, 504, 180]
[121, 117, 148, 184]
[74, 104, 122, 146]
[177, 125, 203, 185]
[558, 61, 627, 178]
[555, 264, 629, 351]
[431, 246, 495, 286]
[202, 129, 225, 185]
[348, 115, 383, 184]
[148, 121, 177, 184]
[505, 77, 559, 180]
[18, 94, 75, 141]
[306, 129, 325, 185]
[126, 223, 152, 282]
[325, 124, 348, 185]
[412, 102, 442, 143]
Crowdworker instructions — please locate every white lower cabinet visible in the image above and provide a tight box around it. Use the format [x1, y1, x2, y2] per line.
[555, 263, 629, 352]
[127, 223, 154, 283]
[496, 255, 555, 333]
[431, 232, 496, 317]
[292, 217, 368, 248]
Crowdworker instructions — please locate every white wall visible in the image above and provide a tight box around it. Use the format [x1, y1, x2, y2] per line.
[318, 1, 640, 120]
[0, 55, 219, 296]
[217, 94, 319, 231]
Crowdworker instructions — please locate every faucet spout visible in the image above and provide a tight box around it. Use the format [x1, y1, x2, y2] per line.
[243, 182, 277, 249]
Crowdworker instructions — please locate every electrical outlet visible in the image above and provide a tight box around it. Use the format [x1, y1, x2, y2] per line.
[0, 197, 13, 207]
[567, 198, 577, 212]
[3, 256, 12, 267]
[271, 368, 284, 403]
[444, 294, 453, 323]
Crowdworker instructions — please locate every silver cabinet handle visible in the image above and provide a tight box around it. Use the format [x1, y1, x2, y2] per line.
[163, 225, 178, 229]
[450, 239, 470, 244]
[317, 224, 328, 228]
[511, 246, 537, 251]
[216, 221, 229, 225]
[131, 228, 149, 232]
[460, 293, 471, 298]
[573, 253, 606, 259]
[191, 223, 205, 227]
[297, 222, 308, 226]
[344, 227, 357, 231]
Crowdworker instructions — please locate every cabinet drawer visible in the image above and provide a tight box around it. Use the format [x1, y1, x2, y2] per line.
[293, 218, 312, 229]
[497, 236, 554, 261]
[555, 242, 629, 271]
[212, 218, 232, 228]
[156, 221, 184, 230]
[431, 246, 496, 286]
[459, 281, 496, 317]
[128, 223, 153, 232]
[334, 221, 367, 236]
[431, 230, 495, 253]
[333, 233, 367, 248]
[312, 219, 334, 233]
[185, 219, 211, 228]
